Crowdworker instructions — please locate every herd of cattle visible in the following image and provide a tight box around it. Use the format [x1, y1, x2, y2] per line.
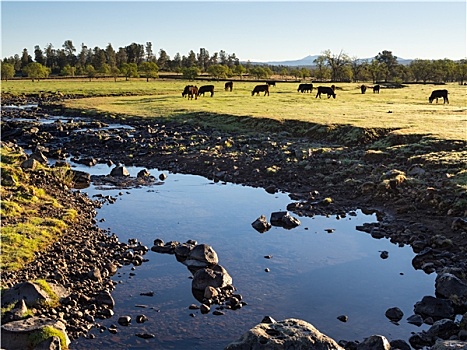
[181, 81, 449, 104]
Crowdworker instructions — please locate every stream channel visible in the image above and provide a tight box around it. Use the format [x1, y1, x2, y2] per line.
[69, 161, 435, 349]
[7, 106, 435, 349]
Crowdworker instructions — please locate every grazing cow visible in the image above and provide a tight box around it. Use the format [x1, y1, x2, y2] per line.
[429, 89, 449, 104]
[360, 85, 367, 94]
[225, 81, 233, 91]
[198, 85, 215, 97]
[315, 86, 336, 99]
[182, 85, 194, 98]
[373, 85, 380, 94]
[266, 81, 276, 86]
[187, 86, 199, 100]
[252, 84, 270, 96]
[297, 83, 314, 93]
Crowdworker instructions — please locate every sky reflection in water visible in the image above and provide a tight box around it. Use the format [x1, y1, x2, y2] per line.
[71, 164, 435, 350]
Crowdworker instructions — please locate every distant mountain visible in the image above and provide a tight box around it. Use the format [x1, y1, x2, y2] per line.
[244, 55, 413, 67]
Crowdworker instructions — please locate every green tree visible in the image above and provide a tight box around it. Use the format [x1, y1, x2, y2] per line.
[157, 49, 170, 71]
[233, 64, 246, 79]
[1, 62, 15, 81]
[207, 64, 228, 80]
[62, 40, 76, 66]
[182, 66, 200, 80]
[105, 43, 117, 68]
[409, 59, 433, 83]
[320, 49, 351, 81]
[375, 50, 399, 82]
[110, 66, 121, 82]
[139, 61, 159, 81]
[313, 56, 331, 81]
[22, 62, 50, 81]
[34, 45, 45, 65]
[21, 48, 33, 69]
[61, 64, 76, 77]
[85, 64, 96, 81]
[455, 59, 467, 85]
[120, 63, 139, 81]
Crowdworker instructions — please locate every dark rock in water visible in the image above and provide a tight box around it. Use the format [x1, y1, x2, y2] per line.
[406, 314, 424, 326]
[356, 335, 391, 350]
[435, 272, 467, 306]
[136, 333, 155, 339]
[136, 315, 148, 323]
[427, 319, 460, 340]
[110, 165, 129, 177]
[337, 315, 348, 322]
[140, 291, 154, 297]
[414, 295, 455, 320]
[270, 211, 301, 229]
[251, 215, 271, 233]
[409, 332, 434, 348]
[431, 340, 467, 350]
[191, 265, 232, 292]
[137, 169, 150, 178]
[118, 316, 131, 326]
[183, 244, 219, 268]
[380, 251, 389, 259]
[389, 339, 411, 350]
[385, 307, 403, 322]
[159, 173, 167, 181]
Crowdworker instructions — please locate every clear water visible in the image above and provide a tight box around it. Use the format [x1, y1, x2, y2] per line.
[70, 163, 435, 350]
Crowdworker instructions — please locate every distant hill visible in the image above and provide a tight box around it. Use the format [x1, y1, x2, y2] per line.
[244, 55, 413, 67]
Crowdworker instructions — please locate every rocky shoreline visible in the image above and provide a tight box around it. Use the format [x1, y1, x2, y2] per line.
[1, 95, 466, 349]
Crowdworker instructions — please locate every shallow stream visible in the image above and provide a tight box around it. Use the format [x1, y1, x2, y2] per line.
[69, 162, 435, 349]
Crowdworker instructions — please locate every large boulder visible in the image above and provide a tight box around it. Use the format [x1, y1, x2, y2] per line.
[431, 340, 467, 350]
[1, 316, 70, 350]
[414, 295, 455, 320]
[224, 318, 344, 350]
[192, 265, 232, 291]
[183, 244, 219, 269]
[435, 272, 467, 306]
[1, 281, 67, 308]
[356, 335, 390, 350]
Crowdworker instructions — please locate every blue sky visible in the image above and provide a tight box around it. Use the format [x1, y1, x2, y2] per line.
[1, 1, 466, 62]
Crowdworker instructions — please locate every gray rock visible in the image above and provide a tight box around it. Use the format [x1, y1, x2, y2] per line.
[414, 295, 455, 320]
[427, 319, 460, 340]
[225, 318, 343, 350]
[95, 291, 115, 308]
[435, 273, 467, 305]
[110, 166, 129, 177]
[357, 335, 390, 350]
[385, 307, 403, 322]
[1, 316, 70, 350]
[33, 335, 62, 350]
[251, 215, 272, 233]
[389, 339, 411, 350]
[183, 244, 219, 268]
[270, 211, 301, 228]
[407, 314, 424, 326]
[1, 281, 67, 308]
[192, 265, 232, 291]
[118, 316, 131, 326]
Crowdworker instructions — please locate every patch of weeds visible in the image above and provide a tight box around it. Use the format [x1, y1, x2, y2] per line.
[34, 279, 60, 308]
[28, 325, 68, 350]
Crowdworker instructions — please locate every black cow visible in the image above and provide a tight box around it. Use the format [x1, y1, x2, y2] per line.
[266, 81, 276, 86]
[225, 81, 233, 91]
[298, 83, 314, 93]
[429, 89, 449, 104]
[198, 85, 215, 97]
[187, 86, 198, 100]
[373, 85, 380, 94]
[360, 85, 367, 94]
[252, 84, 269, 96]
[315, 86, 336, 99]
[182, 85, 194, 98]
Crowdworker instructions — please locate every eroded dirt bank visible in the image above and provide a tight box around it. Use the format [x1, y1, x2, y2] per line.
[1, 95, 466, 348]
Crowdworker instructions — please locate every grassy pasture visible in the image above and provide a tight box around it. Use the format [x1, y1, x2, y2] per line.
[2, 78, 466, 141]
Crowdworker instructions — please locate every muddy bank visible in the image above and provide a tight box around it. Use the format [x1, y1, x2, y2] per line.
[1, 96, 466, 348]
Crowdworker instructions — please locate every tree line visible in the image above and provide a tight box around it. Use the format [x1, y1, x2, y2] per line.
[1, 40, 466, 84]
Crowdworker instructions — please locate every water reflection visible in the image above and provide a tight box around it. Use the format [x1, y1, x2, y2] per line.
[70, 163, 434, 350]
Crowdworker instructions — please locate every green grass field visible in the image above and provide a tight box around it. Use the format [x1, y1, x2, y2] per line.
[2, 78, 466, 141]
